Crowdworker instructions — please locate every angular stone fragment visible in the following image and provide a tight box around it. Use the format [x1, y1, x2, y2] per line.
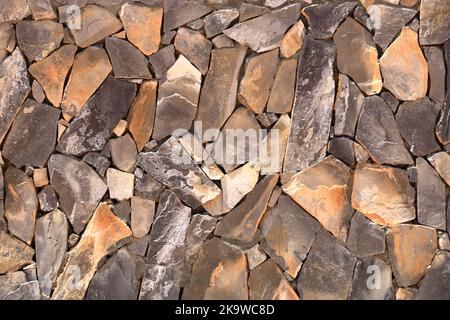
[71, 5, 121, 48]
[246, 245, 267, 270]
[38, 185, 58, 212]
[3, 100, 60, 168]
[256, 113, 278, 128]
[346, 212, 385, 258]
[204, 9, 239, 38]
[238, 49, 278, 114]
[105, 37, 151, 80]
[249, 259, 299, 300]
[58, 76, 136, 155]
[48, 154, 108, 233]
[417, 251, 450, 300]
[82, 152, 110, 177]
[224, 4, 301, 53]
[368, 4, 417, 50]
[352, 164, 416, 226]
[52, 203, 132, 300]
[417, 158, 446, 230]
[284, 36, 335, 172]
[28, 0, 56, 20]
[356, 96, 413, 166]
[328, 137, 356, 168]
[135, 173, 165, 201]
[380, 28, 428, 101]
[260, 195, 320, 278]
[282, 156, 353, 238]
[387, 224, 437, 287]
[280, 20, 304, 58]
[163, 1, 212, 32]
[127, 80, 157, 151]
[185, 214, 217, 265]
[212, 34, 234, 48]
[119, 4, 163, 56]
[16, 20, 63, 61]
[334, 18, 382, 95]
[0, 230, 34, 274]
[140, 190, 191, 300]
[0, 23, 13, 63]
[148, 45, 175, 80]
[302, 2, 357, 40]
[4, 167, 38, 245]
[419, 0, 450, 45]
[424, 46, 446, 105]
[221, 163, 260, 210]
[127, 235, 150, 257]
[333, 74, 364, 137]
[0, 272, 40, 300]
[196, 46, 247, 139]
[110, 134, 137, 173]
[0, 48, 30, 143]
[174, 27, 212, 75]
[350, 257, 393, 300]
[0, 0, 31, 23]
[183, 237, 248, 300]
[33, 168, 48, 189]
[297, 230, 357, 300]
[215, 174, 278, 243]
[380, 91, 400, 113]
[130, 196, 155, 238]
[267, 58, 297, 114]
[86, 248, 144, 300]
[35, 210, 68, 298]
[353, 5, 373, 31]
[107, 169, 134, 201]
[29, 45, 77, 107]
[239, 3, 270, 22]
[428, 152, 450, 186]
[60, 47, 112, 118]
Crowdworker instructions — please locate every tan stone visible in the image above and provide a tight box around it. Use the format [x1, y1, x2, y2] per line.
[120, 4, 163, 56]
[113, 119, 127, 137]
[351, 163, 416, 226]
[131, 197, 155, 239]
[33, 168, 48, 188]
[380, 27, 428, 101]
[61, 46, 112, 118]
[29, 45, 77, 107]
[52, 203, 132, 300]
[428, 152, 450, 186]
[107, 168, 134, 201]
[280, 20, 304, 58]
[282, 156, 353, 238]
[0, 230, 34, 274]
[267, 58, 297, 113]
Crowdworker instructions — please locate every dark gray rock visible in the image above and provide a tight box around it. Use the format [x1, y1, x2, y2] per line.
[38, 185, 58, 212]
[417, 251, 450, 300]
[82, 152, 111, 177]
[148, 45, 176, 80]
[127, 235, 150, 257]
[164, 0, 212, 32]
[436, 41, 450, 145]
[424, 46, 446, 106]
[0, 272, 40, 300]
[185, 214, 217, 265]
[112, 199, 131, 225]
[380, 91, 399, 113]
[135, 173, 165, 201]
[346, 212, 386, 258]
[204, 9, 239, 38]
[353, 5, 373, 31]
[328, 136, 356, 168]
[350, 257, 393, 300]
[174, 27, 212, 75]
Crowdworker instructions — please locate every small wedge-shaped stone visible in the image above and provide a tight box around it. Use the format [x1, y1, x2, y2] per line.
[105, 37, 151, 80]
[3, 100, 60, 168]
[417, 251, 450, 300]
[183, 237, 248, 300]
[249, 259, 299, 300]
[174, 27, 212, 75]
[417, 158, 446, 230]
[58, 76, 136, 155]
[352, 164, 416, 226]
[35, 210, 68, 298]
[195, 46, 247, 140]
[163, 0, 212, 32]
[297, 230, 357, 300]
[334, 18, 382, 95]
[333, 74, 364, 138]
[238, 49, 278, 114]
[356, 96, 413, 166]
[424, 46, 446, 105]
[0, 272, 40, 300]
[396, 98, 440, 157]
[16, 20, 63, 61]
[267, 58, 297, 114]
[0, 0, 31, 23]
[153, 55, 201, 141]
[139, 190, 191, 300]
[71, 5, 122, 48]
[387, 224, 437, 287]
[0, 23, 13, 63]
[130, 197, 155, 239]
[214, 174, 278, 243]
[60, 47, 112, 118]
[0, 48, 30, 143]
[86, 248, 144, 300]
[350, 257, 393, 300]
[204, 9, 239, 39]
[137, 137, 221, 209]
[280, 20, 304, 58]
[428, 152, 450, 186]
[260, 195, 321, 278]
[302, 1, 357, 40]
[48, 154, 108, 233]
[419, 0, 450, 45]
[127, 80, 157, 152]
[0, 230, 34, 273]
[346, 212, 386, 258]
[5, 167, 38, 245]
[29, 45, 77, 107]
[223, 4, 301, 53]
[110, 134, 137, 173]
[368, 4, 417, 50]
[380, 27, 428, 101]
[52, 203, 132, 300]
[282, 156, 353, 238]
[185, 214, 217, 265]
[284, 36, 335, 172]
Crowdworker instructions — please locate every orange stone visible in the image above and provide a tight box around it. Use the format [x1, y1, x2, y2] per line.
[280, 20, 304, 58]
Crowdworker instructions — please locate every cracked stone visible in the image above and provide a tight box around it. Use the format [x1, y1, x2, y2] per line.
[419, 0, 450, 45]
[174, 27, 212, 75]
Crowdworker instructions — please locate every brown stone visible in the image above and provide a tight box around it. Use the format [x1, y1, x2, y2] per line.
[424, 46, 446, 105]
[428, 152, 450, 186]
[130, 197, 155, 239]
[0, 0, 31, 23]
[163, 1, 212, 32]
[346, 212, 386, 258]
[239, 3, 270, 22]
[387, 224, 437, 287]
[267, 58, 297, 114]
[419, 0, 450, 45]
[120, 4, 163, 56]
[174, 27, 212, 75]
[417, 251, 450, 300]
[127, 80, 157, 152]
[204, 9, 239, 39]
[334, 17, 382, 95]
[238, 49, 279, 114]
[352, 164, 416, 226]
[0, 230, 34, 274]
[52, 203, 132, 300]
[327, 136, 356, 168]
[148, 45, 175, 81]
[280, 20, 304, 58]
[71, 5, 122, 48]
[28, 0, 56, 20]
[380, 27, 428, 101]
[221, 163, 260, 210]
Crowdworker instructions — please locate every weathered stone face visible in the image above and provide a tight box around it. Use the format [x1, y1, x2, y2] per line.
[0, 230, 34, 274]
[428, 152, 450, 186]
[350, 257, 393, 300]
[417, 251, 450, 300]
[419, 0, 450, 45]
[174, 27, 212, 75]
[267, 58, 297, 114]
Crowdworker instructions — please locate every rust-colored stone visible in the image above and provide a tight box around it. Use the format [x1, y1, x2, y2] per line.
[0, 230, 34, 274]
[280, 20, 304, 58]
